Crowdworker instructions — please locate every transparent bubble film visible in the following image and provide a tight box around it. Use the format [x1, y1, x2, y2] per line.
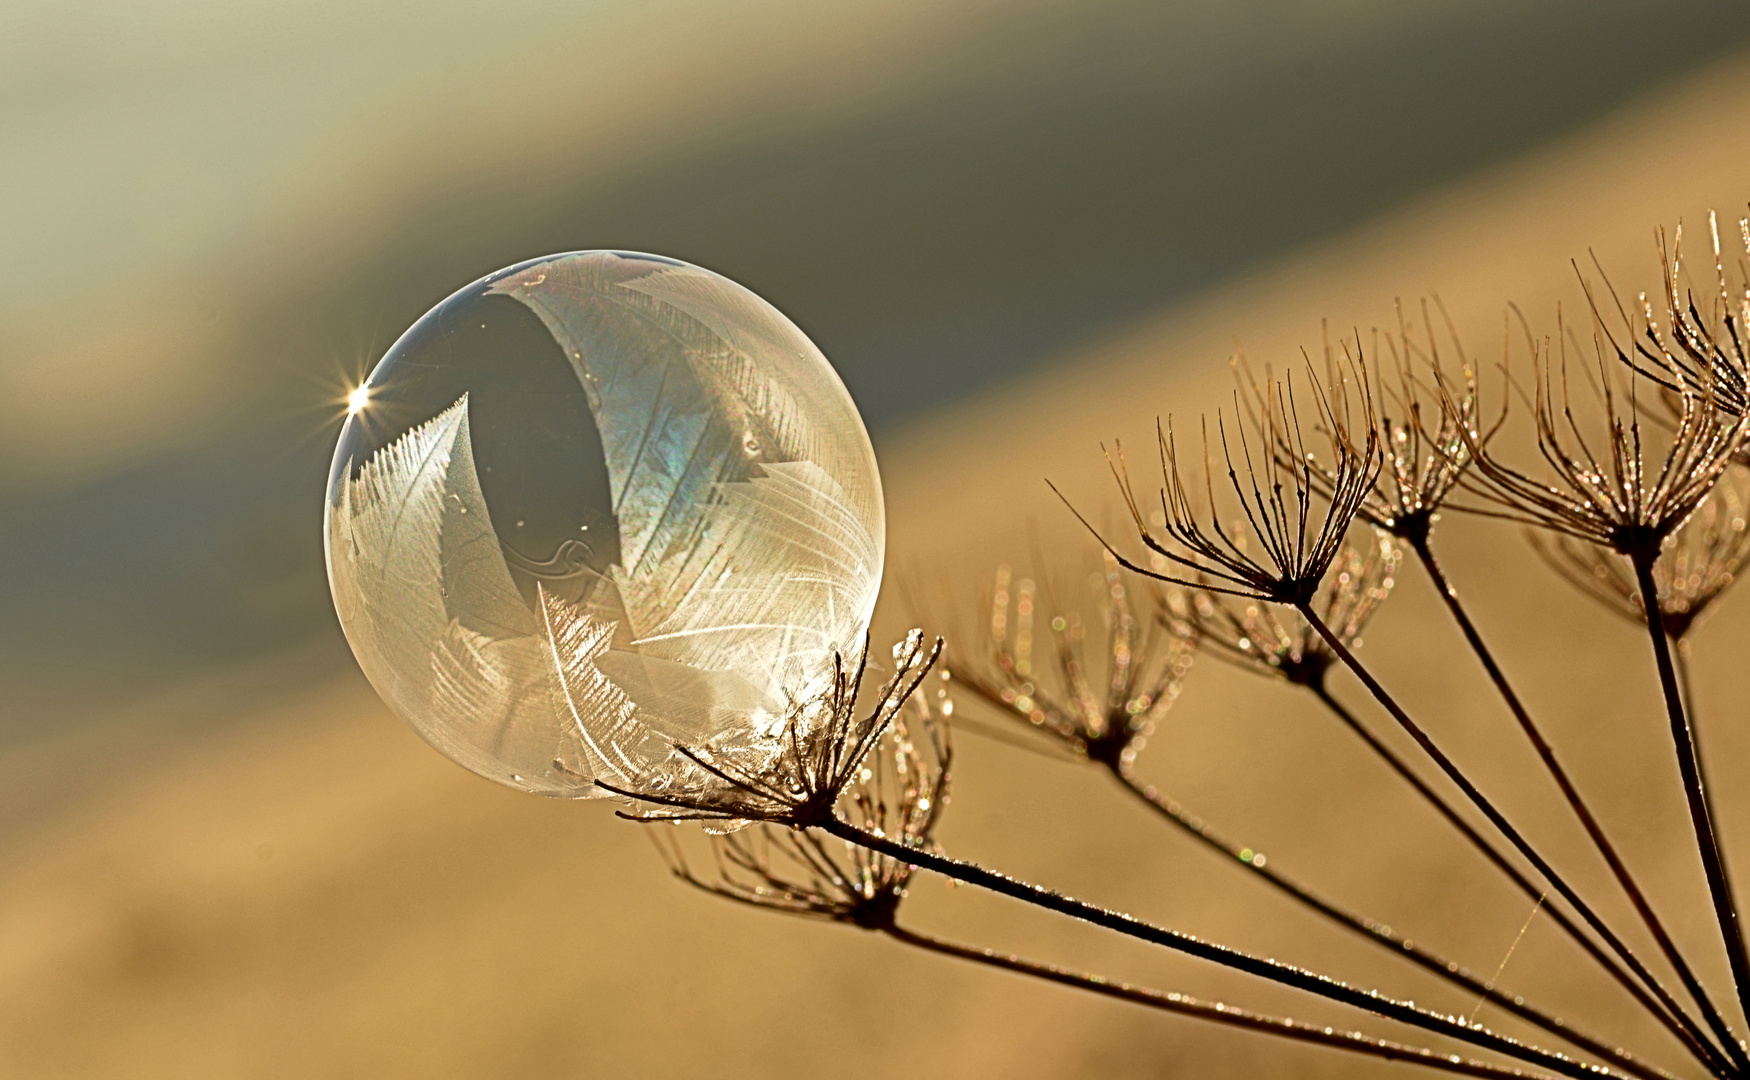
[325, 252, 885, 797]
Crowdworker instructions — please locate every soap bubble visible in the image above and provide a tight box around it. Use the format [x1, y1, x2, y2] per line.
[325, 252, 884, 797]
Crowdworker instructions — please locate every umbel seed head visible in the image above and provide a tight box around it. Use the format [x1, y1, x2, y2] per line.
[948, 549, 1195, 770]
[1617, 210, 1750, 436]
[1166, 530, 1401, 690]
[597, 631, 944, 832]
[658, 679, 953, 930]
[1528, 467, 1750, 640]
[1237, 308, 1506, 543]
[1063, 360, 1381, 606]
[1448, 295, 1750, 560]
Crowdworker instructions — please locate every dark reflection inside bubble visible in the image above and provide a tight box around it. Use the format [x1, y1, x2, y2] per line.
[333, 280, 620, 610]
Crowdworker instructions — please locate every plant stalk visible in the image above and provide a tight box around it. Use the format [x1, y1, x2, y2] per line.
[1109, 760, 1673, 1080]
[1410, 532, 1747, 1070]
[1308, 683, 1717, 1074]
[884, 923, 1568, 1080]
[1632, 550, 1750, 1035]
[1301, 603, 1736, 1080]
[822, 816, 1612, 1080]
[1674, 639, 1724, 869]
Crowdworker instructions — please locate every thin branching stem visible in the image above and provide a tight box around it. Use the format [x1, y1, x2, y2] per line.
[822, 817, 1615, 1080]
[1408, 528, 1748, 1070]
[1632, 551, 1750, 1032]
[951, 599, 1668, 1078]
[884, 923, 1569, 1080]
[1107, 761, 1672, 1079]
[1674, 640, 1724, 856]
[1308, 681, 1721, 1074]
[1301, 605, 1738, 1080]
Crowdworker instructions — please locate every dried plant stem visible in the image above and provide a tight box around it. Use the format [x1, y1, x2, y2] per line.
[1107, 762, 1669, 1079]
[1674, 640, 1724, 878]
[821, 817, 1610, 1079]
[1309, 680, 1716, 1073]
[883, 923, 1566, 1080]
[1674, 641, 1699, 748]
[1409, 532, 1747, 1071]
[1674, 633, 1731, 1014]
[1632, 551, 1750, 1032]
[1300, 605, 1736, 1080]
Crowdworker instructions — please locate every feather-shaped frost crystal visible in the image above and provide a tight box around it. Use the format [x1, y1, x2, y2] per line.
[324, 252, 885, 797]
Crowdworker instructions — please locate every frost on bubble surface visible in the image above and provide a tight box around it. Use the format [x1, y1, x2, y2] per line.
[325, 252, 884, 797]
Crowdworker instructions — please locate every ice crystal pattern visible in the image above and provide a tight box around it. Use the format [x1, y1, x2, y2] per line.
[325, 252, 884, 797]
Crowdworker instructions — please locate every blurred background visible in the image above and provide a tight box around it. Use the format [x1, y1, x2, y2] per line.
[6, 0, 1750, 1075]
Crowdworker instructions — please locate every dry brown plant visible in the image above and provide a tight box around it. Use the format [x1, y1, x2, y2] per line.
[496, 206, 1750, 1080]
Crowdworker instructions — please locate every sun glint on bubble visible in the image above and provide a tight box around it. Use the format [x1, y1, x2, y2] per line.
[346, 385, 371, 415]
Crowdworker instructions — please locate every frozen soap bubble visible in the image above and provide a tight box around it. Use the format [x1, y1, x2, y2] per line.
[325, 252, 884, 797]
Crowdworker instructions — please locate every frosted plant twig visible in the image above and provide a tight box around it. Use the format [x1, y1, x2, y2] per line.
[660, 653, 1620, 1078]
[1071, 345, 1732, 1074]
[948, 543, 1672, 1079]
[1445, 288, 1750, 1051]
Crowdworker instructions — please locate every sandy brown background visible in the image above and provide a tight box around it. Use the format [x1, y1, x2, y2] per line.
[7, 3, 1750, 1076]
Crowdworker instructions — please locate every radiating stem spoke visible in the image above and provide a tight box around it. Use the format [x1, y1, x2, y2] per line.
[1301, 602, 1736, 1079]
[1674, 639, 1726, 893]
[1410, 534, 1747, 1071]
[1307, 682, 1716, 1075]
[1633, 551, 1750, 1037]
[1109, 761, 1671, 1080]
[885, 923, 1568, 1080]
[821, 817, 1616, 1080]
